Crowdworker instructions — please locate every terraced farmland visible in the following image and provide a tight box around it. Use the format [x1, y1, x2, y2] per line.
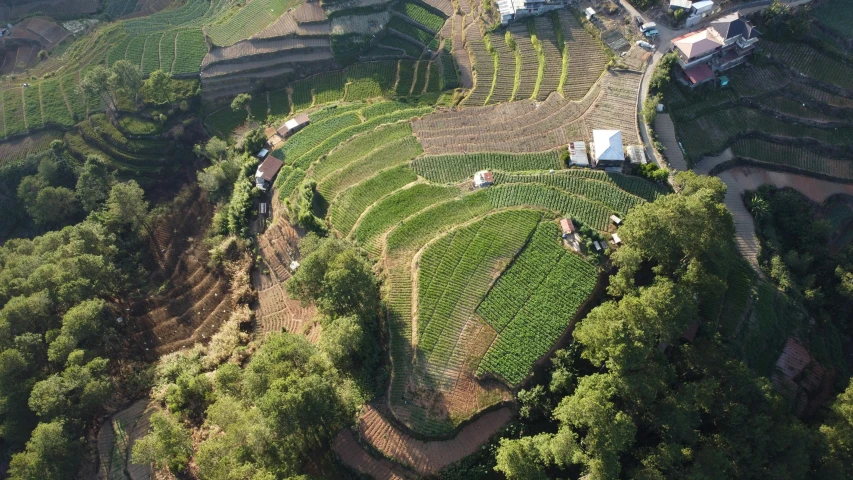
[477, 222, 597, 384]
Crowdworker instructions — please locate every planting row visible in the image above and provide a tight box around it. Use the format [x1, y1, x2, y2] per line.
[477, 221, 596, 384]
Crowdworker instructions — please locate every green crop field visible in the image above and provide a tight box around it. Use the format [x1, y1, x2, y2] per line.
[395, 0, 447, 32]
[412, 151, 562, 183]
[417, 210, 542, 364]
[329, 166, 417, 235]
[388, 17, 435, 45]
[813, 0, 853, 38]
[477, 222, 597, 384]
[353, 184, 457, 254]
[207, 0, 300, 46]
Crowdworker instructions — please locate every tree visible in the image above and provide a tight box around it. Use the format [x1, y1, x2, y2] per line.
[194, 137, 229, 163]
[494, 435, 550, 480]
[28, 355, 111, 422]
[319, 315, 377, 374]
[79, 65, 118, 116]
[75, 157, 114, 212]
[47, 298, 109, 364]
[747, 192, 770, 220]
[111, 60, 144, 109]
[231, 93, 252, 118]
[819, 380, 853, 478]
[104, 180, 150, 236]
[7, 421, 81, 480]
[29, 187, 81, 228]
[132, 411, 193, 473]
[286, 239, 378, 319]
[146, 70, 174, 104]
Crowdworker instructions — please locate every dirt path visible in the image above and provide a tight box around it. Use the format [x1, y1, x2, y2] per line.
[343, 405, 512, 476]
[717, 166, 853, 271]
[653, 113, 687, 171]
[694, 147, 733, 175]
[334, 429, 416, 480]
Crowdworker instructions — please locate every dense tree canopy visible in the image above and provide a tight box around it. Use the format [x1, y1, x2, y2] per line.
[494, 173, 838, 480]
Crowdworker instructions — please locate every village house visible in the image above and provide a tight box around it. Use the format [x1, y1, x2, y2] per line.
[255, 155, 283, 191]
[496, 0, 564, 25]
[590, 130, 624, 168]
[670, 12, 760, 87]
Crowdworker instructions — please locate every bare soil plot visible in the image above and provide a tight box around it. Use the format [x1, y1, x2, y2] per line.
[253, 219, 318, 339]
[486, 32, 515, 105]
[422, 0, 454, 17]
[558, 9, 607, 100]
[509, 23, 538, 100]
[413, 71, 608, 154]
[126, 188, 237, 357]
[450, 15, 473, 89]
[334, 429, 415, 480]
[292, 1, 327, 23]
[533, 16, 562, 100]
[25, 17, 69, 45]
[583, 69, 642, 145]
[0, 0, 98, 21]
[353, 405, 512, 475]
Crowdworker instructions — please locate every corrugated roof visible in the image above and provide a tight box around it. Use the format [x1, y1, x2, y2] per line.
[560, 218, 575, 234]
[670, 0, 692, 8]
[592, 130, 624, 161]
[257, 156, 284, 182]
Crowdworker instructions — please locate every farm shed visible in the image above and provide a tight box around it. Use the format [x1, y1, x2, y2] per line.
[569, 141, 589, 166]
[277, 113, 310, 137]
[610, 214, 622, 225]
[584, 7, 596, 19]
[626, 145, 647, 164]
[670, 0, 692, 9]
[611, 233, 622, 245]
[257, 148, 269, 160]
[255, 156, 284, 190]
[473, 170, 494, 188]
[771, 337, 828, 414]
[560, 218, 575, 236]
[593, 240, 602, 251]
[590, 130, 624, 167]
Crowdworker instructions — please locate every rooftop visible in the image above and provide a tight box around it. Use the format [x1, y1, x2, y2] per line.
[684, 62, 715, 84]
[672, 29, 723, 59]
[711, 12, 760, 41]
[592, 130, 624, 162]
[256, 156, 284, 182]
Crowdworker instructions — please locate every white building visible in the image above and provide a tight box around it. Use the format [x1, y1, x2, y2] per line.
[473, 170, 494, 188]
[590, 130, 624, 167]
[497, 0, 565, 25]
[568, 141, 589, 166]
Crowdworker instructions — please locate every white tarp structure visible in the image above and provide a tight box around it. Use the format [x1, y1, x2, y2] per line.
[591, 130, 625, 164]
[569, 141, 589, 166]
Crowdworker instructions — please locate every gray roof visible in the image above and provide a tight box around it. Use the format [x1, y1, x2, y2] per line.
[711, 13, 760, 40]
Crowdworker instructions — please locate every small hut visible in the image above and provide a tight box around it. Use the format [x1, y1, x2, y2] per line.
[473, 170, 494, 188]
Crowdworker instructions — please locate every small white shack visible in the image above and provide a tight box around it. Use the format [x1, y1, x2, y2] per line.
[626, 145, 647, 165]
[276, 113, 310, 138]
[584, 7, 596, 19]
[568, 141, 589, 167]
[591, 130, 624, 167]
[473, 170, 494, 188]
